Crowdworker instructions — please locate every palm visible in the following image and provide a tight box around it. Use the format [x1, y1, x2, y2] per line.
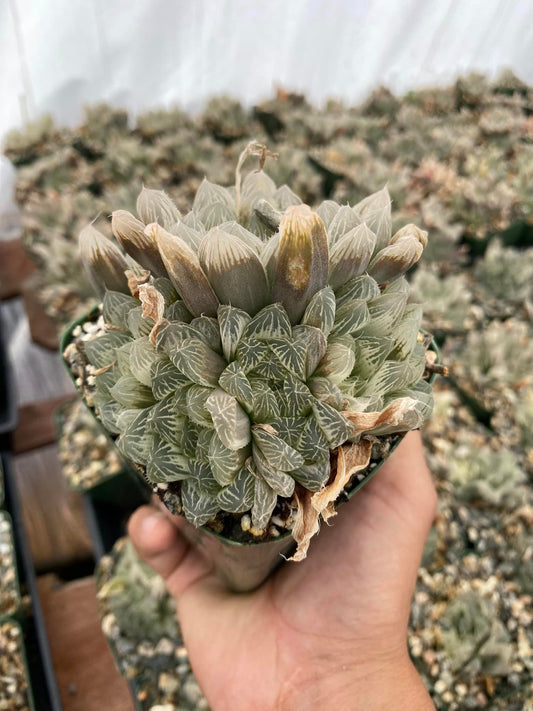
[130, 432, 436, 711]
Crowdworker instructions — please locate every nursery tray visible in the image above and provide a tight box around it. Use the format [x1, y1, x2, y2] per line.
[0, 312, 17, 446]
[2, 451, 62, 711]
[83, 496, 154, 711]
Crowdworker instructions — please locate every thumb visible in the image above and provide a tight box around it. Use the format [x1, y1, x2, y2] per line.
[128, 505, 214, 598]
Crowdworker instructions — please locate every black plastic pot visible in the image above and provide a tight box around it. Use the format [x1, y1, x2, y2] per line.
[62, 308, 441, 592]
[2, 451, 62, 711]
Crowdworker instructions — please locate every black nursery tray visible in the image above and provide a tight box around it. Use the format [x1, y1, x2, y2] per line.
[0, 313, 17, 446]
[2, 451, 62, 711]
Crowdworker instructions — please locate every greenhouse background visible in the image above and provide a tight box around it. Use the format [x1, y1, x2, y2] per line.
[0, 1, 532, 710]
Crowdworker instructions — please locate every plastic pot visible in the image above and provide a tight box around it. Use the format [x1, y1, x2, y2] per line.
[61, 308, 440, 592]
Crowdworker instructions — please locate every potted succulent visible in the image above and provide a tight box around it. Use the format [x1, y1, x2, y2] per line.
[63, 142, 438, 591]
[97, 537, 208, 710]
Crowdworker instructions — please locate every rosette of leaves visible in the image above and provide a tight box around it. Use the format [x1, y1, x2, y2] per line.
[449, 319, 533, 407]
[97, 538, 178, 643]
[441, 591, 513, 676]
[447, 441, 526, 507]
[410, 267, 474, 335]
[473, 240, 533, 307]
[74, 142, 433, 553]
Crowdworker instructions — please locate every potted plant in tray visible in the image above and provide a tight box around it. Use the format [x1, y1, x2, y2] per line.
[62, 142, 438, 591]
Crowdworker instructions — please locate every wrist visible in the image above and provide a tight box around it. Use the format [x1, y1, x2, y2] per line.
[279, 650, 434, 711]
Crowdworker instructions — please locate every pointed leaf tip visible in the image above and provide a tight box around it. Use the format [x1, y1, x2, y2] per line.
[272, 205, 329, 324]
[150, 223, 219, 317]
[78, 224, 129, 296]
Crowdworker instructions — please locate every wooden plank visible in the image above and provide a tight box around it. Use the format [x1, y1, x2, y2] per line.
[13, 394, 76, 454]
[0, 299, 73, 406]
[0, 238, 35, 300]
[37, 574, 133, 711]
[13, 444, 93, 570]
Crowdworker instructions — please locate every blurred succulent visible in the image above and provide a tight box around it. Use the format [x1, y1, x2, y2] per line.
[136, 106, 193, 140]
[441, 591, 513, 676]
[451, 319, 533, 396]
[455, 72, 492, 109]
[515, 388, 533, 452]
[97, 538, 178, 642]
[58, 399, 123, 490]
[71, 145, 433, 547]
[2, 115, 61, 164]
[447, 441, 526, 506]
[474, 240, 533, 305]
[410, 267, 474, 333]
[201, 96, 255, 142]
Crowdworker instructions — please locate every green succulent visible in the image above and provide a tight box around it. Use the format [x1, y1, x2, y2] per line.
[410, 267, 473, 332]
[441, 591, 513, 676]
[453, 319, 533, 394]
[72, 144, 433, 539]
[474, 240, 533, 305]
[97, 538, 178, 643]
[448, 442, 526, 507]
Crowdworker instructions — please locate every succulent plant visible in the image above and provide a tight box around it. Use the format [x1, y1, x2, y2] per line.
[410, 267, 474, 333]
[70, 143, 434, 554]
[474, 240, 533, 306]
[451, 319, 533, 398]
[98, 538, 178, 643]
[441, 591, 513, 676]
[97, 538, 209, 710]
[447, 441, 526, 507]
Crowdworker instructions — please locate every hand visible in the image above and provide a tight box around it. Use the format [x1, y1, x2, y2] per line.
[129, 431, 437, 711]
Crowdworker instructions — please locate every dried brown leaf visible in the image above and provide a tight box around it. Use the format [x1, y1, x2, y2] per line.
[342, 396, 423, 435]
[138, 283, 165, 345]
[289, 439, 373, 561]
[126, 268, 151, 298]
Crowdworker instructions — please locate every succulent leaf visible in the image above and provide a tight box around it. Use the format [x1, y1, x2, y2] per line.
[328, 223, 376, 289]
[151, 223, 219, 317]
[252, 425, 304, 472]
[79, 224, 129, 296]
[199, 228, 269, 315]
[272, 205, 329, 323]
[112, 210, 168, 276]
[205, 389, 251, 451]
[136, 188, 181, 229]
[217, 467, 255, 513]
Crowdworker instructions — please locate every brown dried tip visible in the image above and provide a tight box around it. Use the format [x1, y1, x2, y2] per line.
[148, 222, 219, 317]
[112, 210, 168, 277]
[138, 283, 166, 345]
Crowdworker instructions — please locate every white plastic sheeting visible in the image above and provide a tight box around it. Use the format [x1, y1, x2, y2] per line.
[1, 0, 532, 138]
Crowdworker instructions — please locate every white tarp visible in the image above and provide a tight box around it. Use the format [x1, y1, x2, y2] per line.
[1, 0, 532, 139]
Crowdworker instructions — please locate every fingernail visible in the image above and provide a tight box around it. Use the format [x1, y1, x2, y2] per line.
[140, 510, 167, 536]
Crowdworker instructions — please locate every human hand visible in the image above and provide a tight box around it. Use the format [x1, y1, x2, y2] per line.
[128, 431, 437, 711]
